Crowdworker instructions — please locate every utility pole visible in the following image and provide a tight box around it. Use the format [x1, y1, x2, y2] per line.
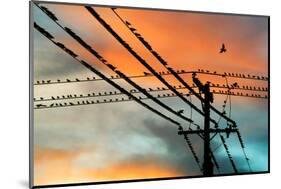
[202, 82, 213, 176]
[178, 74, 237, 176]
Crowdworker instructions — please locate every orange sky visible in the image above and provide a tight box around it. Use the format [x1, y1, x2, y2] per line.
[34, 147, 182, 185]
[33, 2, 268, 186]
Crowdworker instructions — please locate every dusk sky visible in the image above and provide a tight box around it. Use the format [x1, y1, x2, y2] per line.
[32, 2, 268, 186]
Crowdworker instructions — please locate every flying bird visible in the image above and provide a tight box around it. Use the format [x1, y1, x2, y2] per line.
[220, 43, 227, 53]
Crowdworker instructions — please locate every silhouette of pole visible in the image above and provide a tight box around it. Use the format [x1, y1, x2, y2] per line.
[202, 83, 213, 176]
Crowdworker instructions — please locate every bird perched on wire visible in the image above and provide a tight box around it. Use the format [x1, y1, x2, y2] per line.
[177, 109, 184, 114]
[144, 72, 150, 76]
[232, 82, 238, 88]
[107, 64, 117, 71]
[220, 43, 227, 53]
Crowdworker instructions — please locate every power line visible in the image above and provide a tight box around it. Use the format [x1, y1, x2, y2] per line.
[107, 8, 255, 173]
[35, 4, 206, 127]
[33, 83, 268, 103]
[33, 70, 268, 86]
[34, 21, 184, 128]
[108, 8, 240, 127]
[34, 4, 260, 175]
[85, 6, 226, 127]
[34, 90, 268, 110]
[110, 9, 268, 84]
[34, 20, 206, 172]
[109, 10, 257, 174]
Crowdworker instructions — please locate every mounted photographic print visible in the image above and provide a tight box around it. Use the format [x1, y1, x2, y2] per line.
[29, 1, 269, 188]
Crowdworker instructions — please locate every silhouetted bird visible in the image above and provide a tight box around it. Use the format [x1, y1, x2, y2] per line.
[50, 103, 54, 107]
[232, 82, 238, 87]
[40, 97, 44, 100]
[36, 104, 46, 108]
[177, 109, 184, 114]
[51, 96, 55, 100]
[125, 21, 131, 26]
[66, 79, 71, 82]
[57, 79, 61, 82]
[192, 72, 197, 78]
[107, 64, 116, 71]
[100, 58, 107, 63]
[69, 102, 74, 105]
[144, 72, 150, 76]
[47, 80, 51, 83]
[220, 43, 227, 53]
[36, 81, 40, 84]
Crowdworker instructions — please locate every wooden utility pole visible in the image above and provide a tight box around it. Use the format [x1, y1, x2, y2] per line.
[202, 82, 213, 176]
[178, 76, 237, 176]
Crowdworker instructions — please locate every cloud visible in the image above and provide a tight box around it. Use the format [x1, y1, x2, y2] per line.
[33, 3, 269, 185]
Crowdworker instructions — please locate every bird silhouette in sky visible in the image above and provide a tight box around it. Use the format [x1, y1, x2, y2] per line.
[220, 43, 227, 53]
